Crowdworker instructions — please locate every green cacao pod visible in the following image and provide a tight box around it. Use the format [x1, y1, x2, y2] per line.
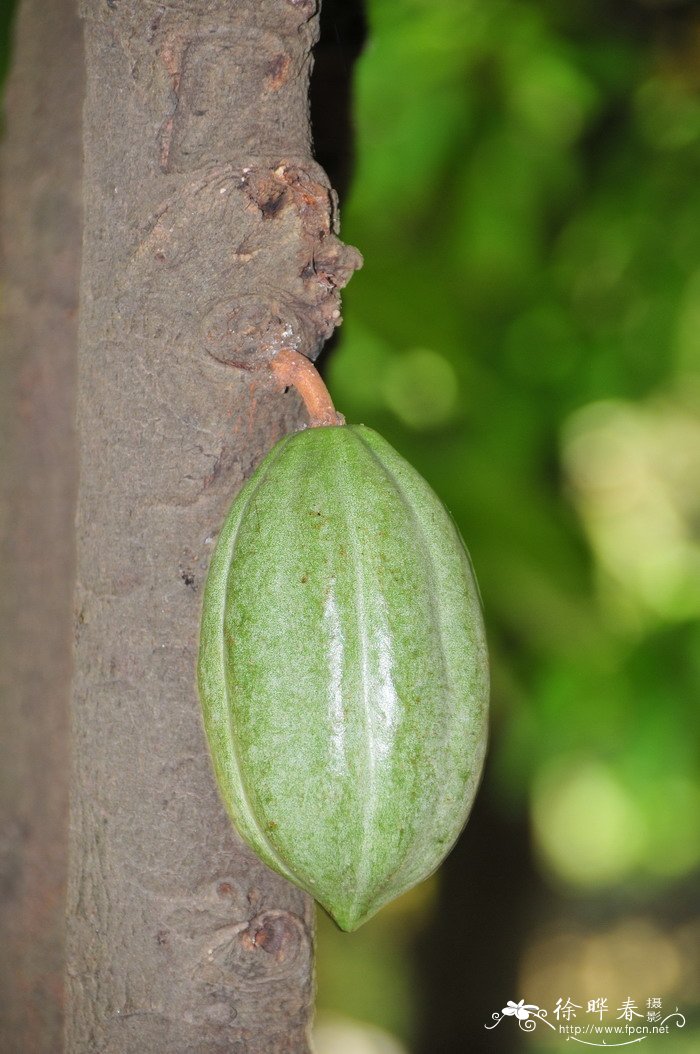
[198, 423, 488, 930]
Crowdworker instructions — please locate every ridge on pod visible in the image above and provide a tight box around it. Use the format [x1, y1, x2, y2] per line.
[198, 423, 489, 930]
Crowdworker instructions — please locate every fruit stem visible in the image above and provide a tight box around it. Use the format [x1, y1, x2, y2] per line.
[270, 349, 345, 427]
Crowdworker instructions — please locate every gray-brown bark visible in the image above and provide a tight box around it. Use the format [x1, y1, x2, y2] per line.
[0, 0, 82, 1050]
[66, 2, 360, 1051]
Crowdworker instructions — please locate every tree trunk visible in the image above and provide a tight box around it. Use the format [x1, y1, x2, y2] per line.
[65, 2, 360, 1051]
[0, 0, 82, 1050]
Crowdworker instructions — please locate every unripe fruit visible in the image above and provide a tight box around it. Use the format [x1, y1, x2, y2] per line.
[198, 423, 488, 930]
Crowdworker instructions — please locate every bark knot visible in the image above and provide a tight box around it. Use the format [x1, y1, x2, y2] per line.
[240, 911, 301, 964]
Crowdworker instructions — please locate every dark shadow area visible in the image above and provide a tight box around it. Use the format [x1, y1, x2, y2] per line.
[309, 0, 367, 368]
[310, 0, 367, 205]
[414, 768, 540, 1054]
[0, 0, 18, 90]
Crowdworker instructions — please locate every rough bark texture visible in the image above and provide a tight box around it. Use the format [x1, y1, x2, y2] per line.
[65, 2, 360, 1052]
[0, 0, 82, 1050]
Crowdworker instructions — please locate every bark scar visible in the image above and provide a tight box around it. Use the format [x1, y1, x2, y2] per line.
[157, 32, 189, 171]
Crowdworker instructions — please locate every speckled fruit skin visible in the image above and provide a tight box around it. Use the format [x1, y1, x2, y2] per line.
[197, 424, 489, 930]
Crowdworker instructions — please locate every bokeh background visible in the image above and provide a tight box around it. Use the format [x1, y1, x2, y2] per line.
[311, 1, 700, 1052]
[2, 0, 699, 1051]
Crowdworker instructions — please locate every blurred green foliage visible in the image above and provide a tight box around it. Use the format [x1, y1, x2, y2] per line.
[318, 0, 700, 1047]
